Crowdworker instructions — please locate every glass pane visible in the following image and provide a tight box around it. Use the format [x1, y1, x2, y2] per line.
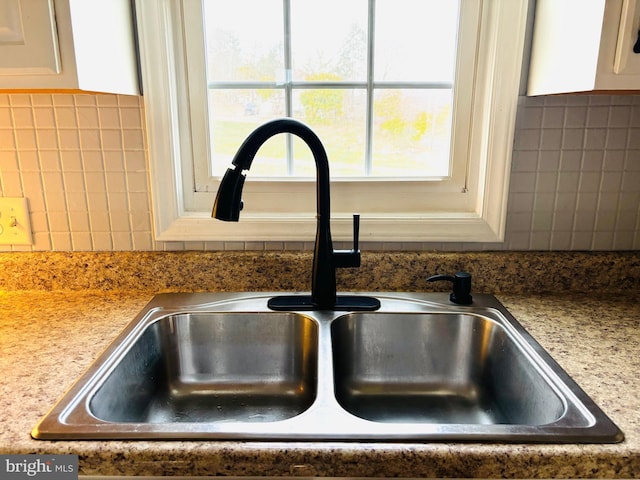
[290, 0, 368, 82]
[292, 89, 367, 177]
[202, 0, 459, 180]
[374, 0, 459, 82]
[371, 89, 452, 177]
[203, 0, 284, 82]
[209, 89, 287, 176]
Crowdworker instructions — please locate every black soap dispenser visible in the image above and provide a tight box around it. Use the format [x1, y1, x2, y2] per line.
[426, 271, 473, 305]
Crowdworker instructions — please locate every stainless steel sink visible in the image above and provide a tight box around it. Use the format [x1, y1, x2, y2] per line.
[332, 313, 565, 425]
[89, 312, 318, 424]
[32, 292, 623, 442]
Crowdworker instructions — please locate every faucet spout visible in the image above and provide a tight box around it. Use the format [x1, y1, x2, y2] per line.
[213, 118, 379, 311]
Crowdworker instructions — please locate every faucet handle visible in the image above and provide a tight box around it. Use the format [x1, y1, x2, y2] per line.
[352, 213, 360, 252]
[333, 214, 361, 268]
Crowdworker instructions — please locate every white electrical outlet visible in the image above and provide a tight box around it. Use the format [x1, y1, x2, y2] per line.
[0, 197, 33, 245]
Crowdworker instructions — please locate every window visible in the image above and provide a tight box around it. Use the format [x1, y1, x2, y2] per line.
[135, 0, 528, 242]
[203, 0, 458, 180]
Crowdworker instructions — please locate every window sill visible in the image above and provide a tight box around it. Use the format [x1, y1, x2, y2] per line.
[152, 211, 505, 243]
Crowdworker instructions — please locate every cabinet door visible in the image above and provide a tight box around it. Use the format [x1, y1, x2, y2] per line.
[0, 0, 139, 94]
[528, 0, 640, 94]
[0, 0, 61, 75]
[613, 0, 640, 75]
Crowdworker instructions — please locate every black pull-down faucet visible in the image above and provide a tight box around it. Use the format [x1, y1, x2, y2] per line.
[212, 118, 380, 311]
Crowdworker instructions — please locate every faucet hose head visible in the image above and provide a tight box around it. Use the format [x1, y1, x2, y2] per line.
[212, 167, 245, 221]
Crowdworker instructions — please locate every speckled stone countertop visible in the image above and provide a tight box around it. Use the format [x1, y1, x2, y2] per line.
[1, 251, 640, 477]
[1, 251, 639, 294]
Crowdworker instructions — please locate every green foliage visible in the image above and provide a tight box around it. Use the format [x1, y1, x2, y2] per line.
[299, 73, 346, 124]
[412, 111, 431, 141]
[376, 91, 451, 143]
[375, 91, 406, 136]
[237, 45, 282, 102]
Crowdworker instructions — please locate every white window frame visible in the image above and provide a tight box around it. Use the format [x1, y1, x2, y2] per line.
[135, 0, 528, 243]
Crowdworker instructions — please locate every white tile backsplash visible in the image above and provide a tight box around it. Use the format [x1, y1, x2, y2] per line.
[0, 93, 639, 251]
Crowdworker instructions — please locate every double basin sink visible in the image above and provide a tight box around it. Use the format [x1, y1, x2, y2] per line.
[32, 292, 623, 442]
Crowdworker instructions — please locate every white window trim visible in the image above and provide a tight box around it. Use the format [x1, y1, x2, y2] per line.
[135, 0, 528, 243]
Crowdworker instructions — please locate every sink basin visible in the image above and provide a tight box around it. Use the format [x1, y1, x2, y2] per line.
[90, 312, 317, 423]
[32, 292, 623, 442]
[332, 313, 564, 425]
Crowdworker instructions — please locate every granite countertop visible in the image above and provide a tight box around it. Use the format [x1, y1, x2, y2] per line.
[1, 251, 640, 477]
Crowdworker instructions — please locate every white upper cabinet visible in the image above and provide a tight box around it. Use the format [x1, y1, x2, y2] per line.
[528, 0, 640, 95]
[0, 0, 139, 95]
